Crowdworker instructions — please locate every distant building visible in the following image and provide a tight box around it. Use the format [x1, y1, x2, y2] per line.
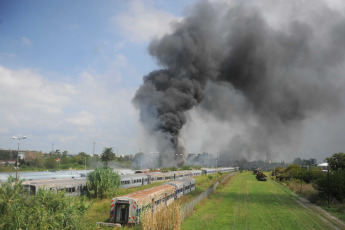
[19, 152, 25, 160]
[317, 162, 329, 172]
[310, 158, 317, 165]
[0, 160, 16, 166]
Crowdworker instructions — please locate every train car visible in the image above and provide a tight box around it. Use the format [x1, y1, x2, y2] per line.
[164, 177, 195, 198]
[191, 170, 202, 176]
[173, 171, 185, 179]
[22, 178, 87, 196]
[109, 184, 176, 225]
[217, 167, 235, 173]
[120, 174, 149, 188]
[201, 168, 217, 175]
[146, 171, 176, 183]
[108, 177, 196, 226]
[167, 177, 195, 195]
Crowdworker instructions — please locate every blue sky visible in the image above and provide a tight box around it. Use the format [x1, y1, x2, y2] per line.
[0, 0, 196, 155]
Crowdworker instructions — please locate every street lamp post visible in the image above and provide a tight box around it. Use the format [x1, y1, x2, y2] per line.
[12, 136, 26, 183]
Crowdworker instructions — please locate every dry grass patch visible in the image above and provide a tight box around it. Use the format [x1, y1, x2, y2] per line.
[140, 203, 182, 230]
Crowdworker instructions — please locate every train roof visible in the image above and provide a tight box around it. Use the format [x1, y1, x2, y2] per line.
[120, 174, 147, 180]
[22, 177, 86, 185]
[114, 184, 174, 201]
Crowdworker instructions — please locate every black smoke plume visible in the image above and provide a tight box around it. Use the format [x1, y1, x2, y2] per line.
[133, 0, 345, 166]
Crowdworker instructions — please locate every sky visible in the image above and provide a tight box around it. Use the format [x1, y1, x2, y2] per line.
[0, 0, 196, 156]
[1, 0, 345, 164]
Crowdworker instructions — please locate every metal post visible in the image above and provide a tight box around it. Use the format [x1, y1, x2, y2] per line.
[12, 136, 26, 183]
[93, 142, 95, 155]
[327, 167, 330, 208]
[16, 139, 19, 182]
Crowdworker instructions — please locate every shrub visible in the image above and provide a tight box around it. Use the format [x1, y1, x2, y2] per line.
[0, 177, 89, 230]
[314, 169, 345, 202]
[87, 167, 120, 199]
[181, 165, 191, 170]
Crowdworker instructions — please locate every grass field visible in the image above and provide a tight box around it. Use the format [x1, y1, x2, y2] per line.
[181, 172, 343, 230]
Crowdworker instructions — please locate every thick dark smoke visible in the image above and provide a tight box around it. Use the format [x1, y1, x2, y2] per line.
[133, 0, 345, 166]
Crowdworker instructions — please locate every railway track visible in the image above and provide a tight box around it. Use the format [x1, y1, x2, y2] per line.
[232, 174, 249, 230]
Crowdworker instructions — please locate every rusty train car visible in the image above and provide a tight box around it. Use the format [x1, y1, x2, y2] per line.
[108, 177, 196, 226]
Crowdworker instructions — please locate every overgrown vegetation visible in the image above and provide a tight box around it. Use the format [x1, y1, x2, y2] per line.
[140, 203, 182, 230]
[0, 177, 89, 230]
[87, 167, 120, 199]
[271, 152, 345, 221]
[160, 165, 202, 172]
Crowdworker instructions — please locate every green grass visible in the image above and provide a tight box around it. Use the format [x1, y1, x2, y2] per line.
[178, 172, 233, 204]
[182, 172, 338, 230]
[322, 203, 345, 222]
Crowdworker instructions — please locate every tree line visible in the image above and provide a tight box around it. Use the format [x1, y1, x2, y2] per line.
[0, 147, 133, 171]
[272, 152, 345, 203]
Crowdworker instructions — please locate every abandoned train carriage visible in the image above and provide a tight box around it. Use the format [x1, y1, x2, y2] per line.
[109, 177, 196, 226]
[22, 178, 87, 196]
[120, 174, 150, 188]
[165, 178, 195, 197]
[110, 185, 176, 225]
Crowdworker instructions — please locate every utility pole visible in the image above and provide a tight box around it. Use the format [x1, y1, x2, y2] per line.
[52, 143, 54, 155]
[93, 142, 95, 155]
[12, 136, 27, 183]
[327, 167, 330, 208]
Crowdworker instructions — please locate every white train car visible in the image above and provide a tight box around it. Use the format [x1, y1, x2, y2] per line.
[120, 174, 149, 188]
[22, 178, 87, 197]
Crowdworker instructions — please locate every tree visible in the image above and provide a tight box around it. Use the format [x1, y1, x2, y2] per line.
[62, 151, 68, 158]
[24, 151, 45, 168]
[55, 149, 61, 157]
[293, 157, 303, 165]
[315, 169, 345, 202]
[87, 167, 120, 199]
[45, 156, 58, 169]
[326, 152, 345, 171]
[286, 164, 302, 179]
[100, 147, 115, 167]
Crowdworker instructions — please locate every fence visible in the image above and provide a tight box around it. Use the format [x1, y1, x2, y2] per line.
[180, 172, 237, 221]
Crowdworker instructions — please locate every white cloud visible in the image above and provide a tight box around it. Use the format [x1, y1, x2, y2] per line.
[21, 36, 32, 47]
[0, 65, 144, 155]
[112, 0, 182, 43]
[0, 66, 75, 115]
[66, 111, 96, 126]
